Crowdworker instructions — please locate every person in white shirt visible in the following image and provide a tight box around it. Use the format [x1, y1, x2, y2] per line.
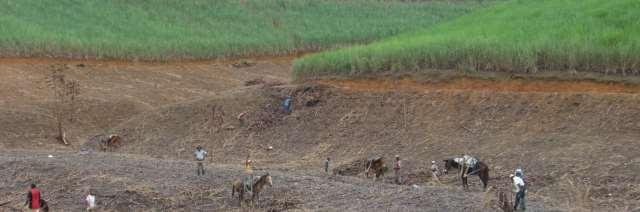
[515, 168, 524, 178]
[430, 161, 440, 183]
[194, 146, 208, 176]
[461, 154, 478, 177]
[511, 172, 526, 211]
[86, 190, 96, 211]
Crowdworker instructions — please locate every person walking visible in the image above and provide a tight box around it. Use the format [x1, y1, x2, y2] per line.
[194, 146, 208, 176]
[430, 161, 440, 183]
[324, 157, 331, 173]
[511, 172, 527, 211]
[25, 184, 42, 212]
[394, 155, 402, 184]
[85, 189, 96, 211]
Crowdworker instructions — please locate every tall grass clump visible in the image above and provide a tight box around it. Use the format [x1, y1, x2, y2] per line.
[0, 0, 489, 60]
[293, 0, 640, 79]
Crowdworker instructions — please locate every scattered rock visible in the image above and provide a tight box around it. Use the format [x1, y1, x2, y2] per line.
[305, 98, 320, 107]
[231, 60, 256, 68]
[245, 78, 266, 86]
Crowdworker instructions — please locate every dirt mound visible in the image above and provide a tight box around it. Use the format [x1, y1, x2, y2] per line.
[101, 83, 331, 163]
[333, 157, 391, 178]
[333, 157, 431, 185]
[333, 158, 368, 176]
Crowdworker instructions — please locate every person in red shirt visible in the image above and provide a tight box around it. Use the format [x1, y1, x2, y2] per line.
[25, 184, 42, 212]
[394, 155, 402, 184]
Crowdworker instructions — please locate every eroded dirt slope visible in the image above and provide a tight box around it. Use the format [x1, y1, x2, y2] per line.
[101, 83, 640, 210]
[1, 58, 639, 211]
[0, 58, 290, 150]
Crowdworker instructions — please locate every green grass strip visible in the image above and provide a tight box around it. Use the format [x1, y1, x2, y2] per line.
[0, 0, 488, 60]
[294, 0, 640, 79]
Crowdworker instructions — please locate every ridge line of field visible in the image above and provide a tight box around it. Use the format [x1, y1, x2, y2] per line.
[317, 77, 640, 94]
[0, 54, 299, 66]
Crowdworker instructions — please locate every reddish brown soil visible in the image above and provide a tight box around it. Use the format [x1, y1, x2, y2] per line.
[318, 78, 640, 94]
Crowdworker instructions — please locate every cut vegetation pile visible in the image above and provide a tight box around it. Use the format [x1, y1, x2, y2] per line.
[0, 0, 488, 60]
[294, 0, 640, 79]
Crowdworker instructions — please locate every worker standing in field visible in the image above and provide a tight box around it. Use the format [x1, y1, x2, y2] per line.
[461, 154, 478, 177]
[244, 156, 254, 193]
[324, 157, 331, 173]
[282, 96, 293, 114]
[85, 189, 96, 211]
[514, 167, 526, 210]
[511, 171, 527, 211]
[394, 155, 402, 184]
[25, 184, 42, 212]
[194, 146, 208, 176]
[430, 161, 440, 183]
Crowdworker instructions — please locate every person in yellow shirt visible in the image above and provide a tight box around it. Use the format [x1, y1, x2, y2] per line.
[244, 156, 253, 192]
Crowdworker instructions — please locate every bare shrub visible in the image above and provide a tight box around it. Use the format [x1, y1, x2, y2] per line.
[559, 175, 593, 211]
[45, 64, 80, 145]
[496, 189, 514, 212]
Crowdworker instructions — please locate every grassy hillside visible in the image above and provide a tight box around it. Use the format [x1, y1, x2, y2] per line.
[0, 0, 488, 60]
[293, 0, 640, 79]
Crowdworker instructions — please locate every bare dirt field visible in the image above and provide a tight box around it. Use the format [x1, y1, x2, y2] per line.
[1, 58, 639, 211]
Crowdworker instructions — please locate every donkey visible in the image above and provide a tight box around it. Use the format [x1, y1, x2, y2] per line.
[231, 172, 273, 207]
[443, 158, 489, 190]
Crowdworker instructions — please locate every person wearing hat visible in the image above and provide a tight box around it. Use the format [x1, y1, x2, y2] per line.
[511, 171, 526, 211]
[430, 161, 440, 183]
[244, 155, 254, 192]
[393, 155, 402, 184]
[515, 168, 524, 178]
[194, 146, 208, 176]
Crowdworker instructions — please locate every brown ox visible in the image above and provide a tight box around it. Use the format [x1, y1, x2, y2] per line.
[365, 157, 386, 181]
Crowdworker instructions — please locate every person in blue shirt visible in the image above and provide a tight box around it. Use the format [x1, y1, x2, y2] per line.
[282, 96, 293, 113]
